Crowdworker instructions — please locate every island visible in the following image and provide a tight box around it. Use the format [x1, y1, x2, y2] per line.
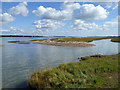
[30, 36, 120, 47]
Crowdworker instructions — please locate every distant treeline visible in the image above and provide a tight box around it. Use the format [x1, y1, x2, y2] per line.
[0, 35, 119, 38]
[0, 35, 66, 37]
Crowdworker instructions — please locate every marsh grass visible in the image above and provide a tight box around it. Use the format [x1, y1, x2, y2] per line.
[8, 41, 30, 44]
[18, 41, 30, 44]
[28, 54, 119, 88]
[30, 39, 45, 41]
[8, 41, 20, 43]
[30, 37, 120, 43]
[111, 37, 120, 43]
[51, 37, 120, 42]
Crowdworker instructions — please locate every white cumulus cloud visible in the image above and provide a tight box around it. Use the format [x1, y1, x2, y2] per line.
[0, 13, 14, 25]
[75, 4, 109, 21]
[61, 1, 80, 10]
[32, 2, 80, 20]
[33, 3, 109, 21]
[9, 2, 29, 16]
[72, 17, 118, 31]
[33, 19, 65, 31]
[71, 20, 99, 31]
[102, 17, 118, 30]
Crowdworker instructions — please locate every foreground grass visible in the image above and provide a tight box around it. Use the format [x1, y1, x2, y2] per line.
[28, 54, 119, 88]
[30, 37, 120, 43]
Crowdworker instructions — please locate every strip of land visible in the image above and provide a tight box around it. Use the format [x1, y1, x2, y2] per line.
[8, 41, 30, 44]
[28, 54, 119, 88]
[31, 36, 120, 47]
[0, 45, 3, 47]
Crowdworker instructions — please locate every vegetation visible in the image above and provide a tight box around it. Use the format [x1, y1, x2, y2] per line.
[50, 37, 120, 42]
[28, 54, 119, 88]
[111, 37, 120, 43]
[8, 41, 30, 44]
[30, 37, 120, 43]
[30, 39, 45, 41]
[18, 41, 30, 44]
[8, 41, 20, 43]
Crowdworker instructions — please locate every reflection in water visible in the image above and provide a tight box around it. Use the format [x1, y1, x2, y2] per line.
[2, 37, 119, 88]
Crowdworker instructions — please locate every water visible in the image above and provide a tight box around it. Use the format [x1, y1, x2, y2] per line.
[1, 37, 119, 88]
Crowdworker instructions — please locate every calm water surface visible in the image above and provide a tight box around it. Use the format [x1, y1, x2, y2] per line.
[1, 37, 119, 88]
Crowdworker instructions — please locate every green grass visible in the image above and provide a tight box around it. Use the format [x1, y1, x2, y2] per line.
[28, 54, 119, 88]
[50, 37, 119, 42]
[30, 37, 120, 43]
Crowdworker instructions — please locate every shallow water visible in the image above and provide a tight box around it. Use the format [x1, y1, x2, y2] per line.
[1, 37, 119, 88]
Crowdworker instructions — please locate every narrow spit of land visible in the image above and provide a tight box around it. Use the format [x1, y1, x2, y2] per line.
[30, 37, 120, 47]
[28, 54, 119, 88]
[0, 45, 3, 47]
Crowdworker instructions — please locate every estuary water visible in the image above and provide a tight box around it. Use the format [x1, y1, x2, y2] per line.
[1, 37, 119, 88]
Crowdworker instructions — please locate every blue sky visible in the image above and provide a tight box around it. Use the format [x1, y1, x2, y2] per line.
[0, 2, 119, 36]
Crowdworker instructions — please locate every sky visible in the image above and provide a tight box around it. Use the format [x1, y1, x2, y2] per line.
[0, 1, 119, 36]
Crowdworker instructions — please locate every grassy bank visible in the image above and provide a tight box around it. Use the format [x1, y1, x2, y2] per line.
[28, 54, 119, 88]
[30, 37, 120, 43]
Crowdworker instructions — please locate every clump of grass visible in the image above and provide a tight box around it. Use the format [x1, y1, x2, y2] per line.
[28, 54, 119, 88]
[8, 41, 20, 43]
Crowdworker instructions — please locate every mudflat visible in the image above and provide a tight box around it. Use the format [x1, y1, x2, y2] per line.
[34, 40, 95, 47]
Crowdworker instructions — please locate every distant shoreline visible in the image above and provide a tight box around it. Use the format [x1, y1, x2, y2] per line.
[0, 35, 119, 38]
[0, 35, 66, 37]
